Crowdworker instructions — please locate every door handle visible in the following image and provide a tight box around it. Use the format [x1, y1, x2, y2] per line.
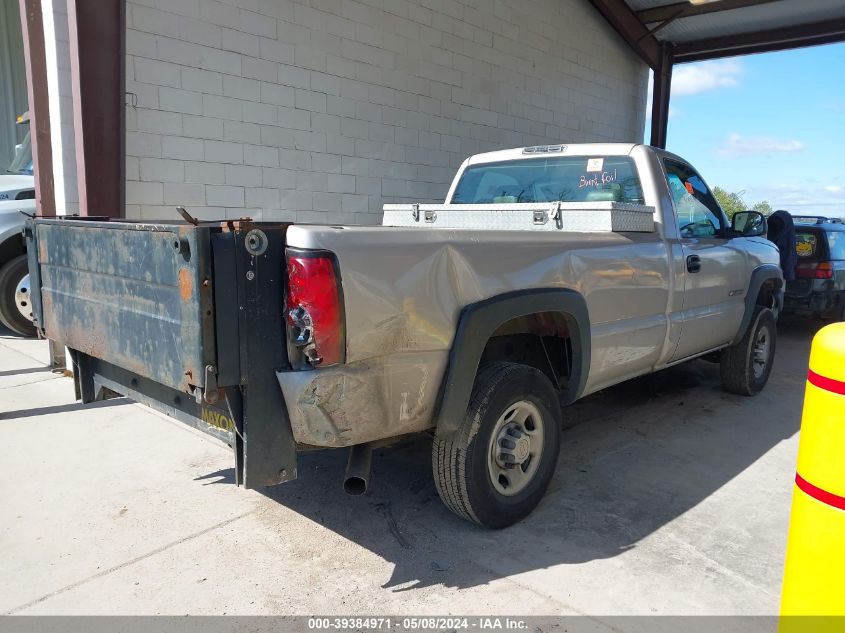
[687, 254, 701, 273]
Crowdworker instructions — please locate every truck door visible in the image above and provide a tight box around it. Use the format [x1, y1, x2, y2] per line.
[664, 158, 746, 361]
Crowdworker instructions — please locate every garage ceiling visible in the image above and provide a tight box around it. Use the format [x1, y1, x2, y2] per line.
[589, 0, 845, 66]
[587, 0, 845, 147]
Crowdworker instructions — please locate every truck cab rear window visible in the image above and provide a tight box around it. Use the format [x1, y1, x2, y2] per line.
[450, 156, 645, 205]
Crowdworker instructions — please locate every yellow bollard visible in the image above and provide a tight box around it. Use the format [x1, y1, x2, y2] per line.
[781, 323, 845, 624]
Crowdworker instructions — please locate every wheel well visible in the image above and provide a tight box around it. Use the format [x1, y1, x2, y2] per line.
[0, 235, 25, 267]
[479, 311, 574, 391]
[755, 278, 783, 310]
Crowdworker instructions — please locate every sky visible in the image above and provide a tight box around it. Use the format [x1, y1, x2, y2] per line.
[645, 42, 845, 218]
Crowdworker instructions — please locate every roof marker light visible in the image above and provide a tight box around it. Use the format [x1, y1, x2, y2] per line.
[522, 145, 567, 154]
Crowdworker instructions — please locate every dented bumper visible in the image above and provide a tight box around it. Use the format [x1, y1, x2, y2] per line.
[276, 351, 448, 448]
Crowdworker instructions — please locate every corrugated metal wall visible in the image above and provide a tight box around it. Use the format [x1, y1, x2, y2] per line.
[0, 0, 29, 172]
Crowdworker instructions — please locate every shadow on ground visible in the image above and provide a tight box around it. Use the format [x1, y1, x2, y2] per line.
[0, 323, 31, 339]
[198, 316, 815, 591]
[1, 398, 132, 419]
[0, 367, 53, 378]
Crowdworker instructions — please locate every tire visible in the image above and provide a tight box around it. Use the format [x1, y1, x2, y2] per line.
[432, 362, 562, 529]
[719, 307, 776, 396]
[0, 254, 37, 338]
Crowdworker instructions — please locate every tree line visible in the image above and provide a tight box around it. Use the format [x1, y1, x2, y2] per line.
[712, 187, 773, 218]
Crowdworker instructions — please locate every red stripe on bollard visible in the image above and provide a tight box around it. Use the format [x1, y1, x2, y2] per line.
[795, 473, 845, 511]
[807, 369, 845, 395]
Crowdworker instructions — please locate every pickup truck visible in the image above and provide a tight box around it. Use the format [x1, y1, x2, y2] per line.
[25, 143, 783, 528]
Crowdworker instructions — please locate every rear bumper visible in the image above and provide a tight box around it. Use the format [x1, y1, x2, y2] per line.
[276, 351, 448, 448]
[783, 290, 843, 316]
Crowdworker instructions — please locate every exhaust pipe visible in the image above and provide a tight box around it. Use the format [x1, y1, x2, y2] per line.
[344, 443, 374, 495]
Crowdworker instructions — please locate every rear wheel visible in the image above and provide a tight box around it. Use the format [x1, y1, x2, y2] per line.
[719, 307, 776, 396]
[432, 362, 561, 528]
[0, 254, 37, 337]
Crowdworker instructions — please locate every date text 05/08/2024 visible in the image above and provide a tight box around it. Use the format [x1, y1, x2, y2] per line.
[307, 617, 528, 630]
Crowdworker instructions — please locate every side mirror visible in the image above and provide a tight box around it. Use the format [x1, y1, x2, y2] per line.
[731, 211, 767, 237]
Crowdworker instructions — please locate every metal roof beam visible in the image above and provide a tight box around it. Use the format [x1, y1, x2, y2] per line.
[587, 0, 662, 68]
[674, 17, 845, 62]
[637, 0, 780, 25]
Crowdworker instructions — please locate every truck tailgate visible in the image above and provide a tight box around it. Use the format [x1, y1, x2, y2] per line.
[25, 217, 298, 488]
[31, 219, 214, 393]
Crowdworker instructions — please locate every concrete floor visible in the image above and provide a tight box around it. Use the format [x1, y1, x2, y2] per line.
[0, 318, 818, 616]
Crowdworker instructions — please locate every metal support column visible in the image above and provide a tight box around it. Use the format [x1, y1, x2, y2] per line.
[66, 0, 125, 217]
[18, 0, 55, 216]
[48, 339, 67, 372]
[650, 43, 674, 149]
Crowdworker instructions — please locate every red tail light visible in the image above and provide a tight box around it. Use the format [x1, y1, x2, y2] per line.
[286, 251, 344, 366]
[795, 261, 833, 279]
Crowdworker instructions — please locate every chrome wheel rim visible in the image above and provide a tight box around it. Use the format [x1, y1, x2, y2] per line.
[14, 273, 34, 323]
[752, 326, 770, 379]
[487, 400, 544, 497]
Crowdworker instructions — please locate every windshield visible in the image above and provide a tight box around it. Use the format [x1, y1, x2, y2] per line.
[8, 130, 33, 175]
[451, 156, 645, 204]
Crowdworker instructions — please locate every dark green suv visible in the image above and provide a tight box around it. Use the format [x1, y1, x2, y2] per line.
[784, 216, 845, 319]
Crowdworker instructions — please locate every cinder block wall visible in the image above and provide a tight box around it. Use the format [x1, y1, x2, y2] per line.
[125, 0, 648, 223]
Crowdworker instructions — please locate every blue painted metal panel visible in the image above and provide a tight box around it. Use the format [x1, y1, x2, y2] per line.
[33, 218, 215, 395]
